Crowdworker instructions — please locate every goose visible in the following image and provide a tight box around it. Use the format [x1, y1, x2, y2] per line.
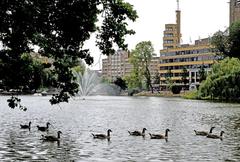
[194, 126, 215, 136]
[92, 129, 112, 139]
[149, 129, 170, 139]
[206, 131, 224, 140]
[37, 122, 51, 132]
[41, 131, 62, 142]
[20, 121, 32, 129]
[128, 128, 147, 136]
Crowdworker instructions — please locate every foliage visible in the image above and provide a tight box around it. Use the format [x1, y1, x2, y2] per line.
[198, 64, 207, 83]
[113, 77, 127, 90]
[171, 85, 182, 94]
[153, 72, 160, 84]
[166, 69, 173, 90]
[0, 0, 138, 109]
[0, 53, 51, 92]
[183, 90, 199, 100]
[72, 60, 86, 75]
[181, 67, 188, 90]
[211, 21, 240, 58]
[124, 68, 143, 89]
[128, 41, 154, 92]
[198, 57, 240, 101]
[7, 96, 27, 111]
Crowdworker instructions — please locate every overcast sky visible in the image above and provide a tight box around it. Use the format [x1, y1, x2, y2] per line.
[86, 0, 229, 70]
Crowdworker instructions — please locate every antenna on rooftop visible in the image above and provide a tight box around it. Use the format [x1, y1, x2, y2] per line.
[177, 0, 180, 10]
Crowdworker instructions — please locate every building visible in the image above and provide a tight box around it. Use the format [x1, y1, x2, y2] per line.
[102, 50, 130, 82]
[230, 0, 240, 25]
[102, 50, 159, 83]
[159, 1, 217, 90]
[159, 39, 216, 90]
[162, 9, 181, 49]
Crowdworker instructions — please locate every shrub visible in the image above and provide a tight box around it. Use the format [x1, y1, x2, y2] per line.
[171, 85, 182, 94]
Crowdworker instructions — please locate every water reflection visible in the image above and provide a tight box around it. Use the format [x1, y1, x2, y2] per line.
[0, 96, 240, 161]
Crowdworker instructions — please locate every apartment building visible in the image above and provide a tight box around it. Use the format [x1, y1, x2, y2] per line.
[102, 50, 130, 82]
[102, 50, 159, 83]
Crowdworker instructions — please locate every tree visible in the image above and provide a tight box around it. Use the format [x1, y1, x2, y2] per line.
[181, 66, 188, 91]
[166, 69, 173, 90]
[114, 77, 127, 91]
[0, 0, 138, 109]
[211, 21, 240, 58]
[153, 72, 160, 84]
[198, 64, 207, 83]
[198, 57, 240, 101]
[124, 67, 143, 90]
[129, 41, 154, 93]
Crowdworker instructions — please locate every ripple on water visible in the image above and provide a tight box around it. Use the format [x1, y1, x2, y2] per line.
[0, 96, 240, 161]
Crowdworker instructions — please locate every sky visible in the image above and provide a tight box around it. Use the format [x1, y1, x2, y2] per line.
[86, 0, 230, 70]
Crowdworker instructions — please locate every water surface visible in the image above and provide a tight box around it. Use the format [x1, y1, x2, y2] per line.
[0, 96, 240, 161]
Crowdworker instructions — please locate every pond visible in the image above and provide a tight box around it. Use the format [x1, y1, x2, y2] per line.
[0, 96, 240, 161]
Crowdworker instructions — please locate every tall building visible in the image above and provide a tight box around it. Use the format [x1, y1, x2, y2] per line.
[159, 1, 218, 90]
[230, 0, 240, 25]
[162, 9, 181, 49]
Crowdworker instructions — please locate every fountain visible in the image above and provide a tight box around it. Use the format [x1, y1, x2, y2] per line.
[73, 69, 120, 97]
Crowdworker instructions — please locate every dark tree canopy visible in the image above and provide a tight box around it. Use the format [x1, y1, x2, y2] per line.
[211, 21, 240, 58]
[114, 77, 127, 90]
[0, 0, 137, 108]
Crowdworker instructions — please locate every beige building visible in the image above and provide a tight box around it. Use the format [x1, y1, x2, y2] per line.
[102, 50, 131, 81]
[102, 50, 159, 83]
[159, 1, 218, 90]
[230, 0, 240, 25]
[163, 9, 181, 50]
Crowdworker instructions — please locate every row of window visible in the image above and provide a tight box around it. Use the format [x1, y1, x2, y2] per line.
[160, 79, 200, 84]
[165, 27, 174, 31]
[161, 48, 213, 57]
[160, 55, 215, 63]
[160, 64, 211, 70]
[164, 33, 174, 37]
[163, 40, 174, 44]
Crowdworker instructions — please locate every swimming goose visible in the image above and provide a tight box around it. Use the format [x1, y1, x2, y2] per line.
[149, 129, 170, 139]
[92, 129, 112, 139]
[37, 122, 51, 132]
[194, 127, 215, 136]
[128, 128, 147, 136]
[20, 121, 32, 129]
[41, 131, 62, 142]
[206, 131, 224, 140]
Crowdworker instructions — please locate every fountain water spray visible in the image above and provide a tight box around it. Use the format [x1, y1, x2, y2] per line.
[73, 69, 120, 97]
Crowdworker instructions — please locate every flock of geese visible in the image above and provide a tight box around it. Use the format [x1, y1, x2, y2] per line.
[20, 121, 61, 142]
[20, 122, 224, 142]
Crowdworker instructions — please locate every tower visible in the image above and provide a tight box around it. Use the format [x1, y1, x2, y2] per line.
[176, 0, 181, 45]
[162, 0, 181, 49]
[230, 0, 240, 25]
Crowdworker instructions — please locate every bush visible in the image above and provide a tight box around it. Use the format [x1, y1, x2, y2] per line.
[183, 90, 199, 99]
[171, 85, 182, 94]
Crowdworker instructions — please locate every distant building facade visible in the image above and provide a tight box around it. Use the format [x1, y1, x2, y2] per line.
[102, 50, 159, 83]
[102, 50, 130, 82]
[230, 0, 240, 25]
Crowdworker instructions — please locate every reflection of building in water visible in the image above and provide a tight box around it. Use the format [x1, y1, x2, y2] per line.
[230, 0, 240, 25]
[159, 0, 218, 90]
